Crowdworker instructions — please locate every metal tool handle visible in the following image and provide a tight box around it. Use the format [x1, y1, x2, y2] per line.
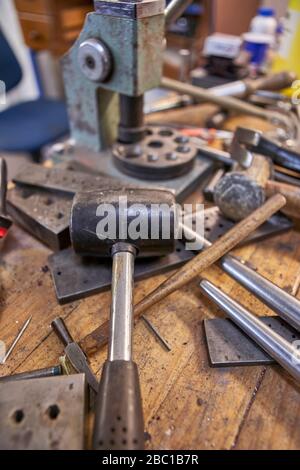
[0, 158, 8, 215]
[93, 245, 145, 450]
[200, 279, 300, 382]
[51, 317, 74, 346]
[254, 136, 300, 173]
[92, 360, 144, 450]
[0, 365, 62, 383]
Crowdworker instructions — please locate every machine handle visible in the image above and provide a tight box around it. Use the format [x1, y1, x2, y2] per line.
[51, 317, 75, 347]
[0, 365, 62, 383]
[92, 360, 145, 450]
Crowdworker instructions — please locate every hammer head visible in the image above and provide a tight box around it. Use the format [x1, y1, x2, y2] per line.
[214, 172, 265, 222]
[71, 189, 178, 258]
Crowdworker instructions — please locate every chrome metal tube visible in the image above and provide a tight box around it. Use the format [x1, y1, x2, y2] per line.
[180, 223, 300, 332]
[165, 0, 193, 26]
[200, 279, 300, 382]
[108, 250, 135, 362]
[220, 256, 300, 332]
[209, 81, 247, 98]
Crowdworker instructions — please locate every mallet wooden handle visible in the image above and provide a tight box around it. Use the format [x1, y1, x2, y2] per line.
[265, 180, 300, 219]
[79, 194, 286, 355]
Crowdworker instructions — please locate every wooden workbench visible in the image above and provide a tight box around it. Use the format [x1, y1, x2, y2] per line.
[1, 107, 300, 450]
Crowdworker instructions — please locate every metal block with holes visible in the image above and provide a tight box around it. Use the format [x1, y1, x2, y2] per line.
[7, 186, 72, 251]
[0, 374, 87, 450]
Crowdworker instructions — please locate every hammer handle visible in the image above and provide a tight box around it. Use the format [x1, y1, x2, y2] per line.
[79, 194, 286, 356]
[265, 180, 300, 219]
[92, 360, 144, 450]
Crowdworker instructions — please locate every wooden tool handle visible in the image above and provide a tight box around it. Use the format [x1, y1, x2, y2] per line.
[79, 321, 110, 355]
[247, 71, 296, 94]
[79, 194, 286, 356]
[266, 180, 300, 219]
[134, 194, 286, 316]
[244, 154, 272, 187]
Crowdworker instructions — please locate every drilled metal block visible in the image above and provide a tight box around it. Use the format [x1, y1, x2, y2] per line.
[0, 374, 87, 450]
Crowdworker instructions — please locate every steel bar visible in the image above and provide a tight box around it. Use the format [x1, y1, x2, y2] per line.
[181, 223, 300, 332]
[2, 317, 32, 364]
[0, 365, 62, 383]
[141, 316, 171, 352]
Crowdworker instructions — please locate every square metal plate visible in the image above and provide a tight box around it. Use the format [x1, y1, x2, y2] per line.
[0, 374, 87, 450]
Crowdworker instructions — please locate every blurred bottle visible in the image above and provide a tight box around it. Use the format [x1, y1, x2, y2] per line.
[250, 7, 278, 38]
[243, 7, 278, 73]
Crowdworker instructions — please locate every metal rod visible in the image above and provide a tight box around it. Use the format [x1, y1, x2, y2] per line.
[220, 256, 300, 332]
[180, 223, 300, 332]
[1, 316, 32, 364]
[108, 250, 135, 361]
[142, 316, 171, 352]
[0, 158, 7, 215]
[165, 0, 193, 26]
[200, 279, 300, 382]
[161, 76, 292, 131]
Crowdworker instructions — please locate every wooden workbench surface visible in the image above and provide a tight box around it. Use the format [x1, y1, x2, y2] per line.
[1, 109, 300, 450]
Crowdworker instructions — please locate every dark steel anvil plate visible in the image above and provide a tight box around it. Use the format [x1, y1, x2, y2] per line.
[48, 241, 194, 304]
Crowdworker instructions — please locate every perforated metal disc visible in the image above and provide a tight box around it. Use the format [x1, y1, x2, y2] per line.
[113, 127, 197, 180]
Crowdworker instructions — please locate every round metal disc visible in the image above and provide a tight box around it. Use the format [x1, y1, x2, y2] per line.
[112, 127, 197, 180]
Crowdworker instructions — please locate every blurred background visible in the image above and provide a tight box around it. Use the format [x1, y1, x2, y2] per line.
[0, 0, 294, 176]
